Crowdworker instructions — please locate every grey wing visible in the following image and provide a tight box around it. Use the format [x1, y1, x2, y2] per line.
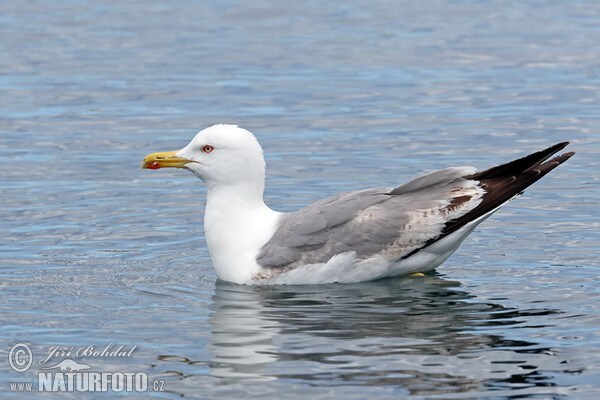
[256, 167, 484, 269]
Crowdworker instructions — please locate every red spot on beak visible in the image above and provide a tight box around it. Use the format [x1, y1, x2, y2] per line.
[147, 162, 161, 170]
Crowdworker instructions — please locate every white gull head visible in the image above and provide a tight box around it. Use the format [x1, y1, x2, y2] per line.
[141, 124, 280, 283]
[176, 125, 267, 198]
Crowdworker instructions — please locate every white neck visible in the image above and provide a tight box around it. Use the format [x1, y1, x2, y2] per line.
[204, 184, 281, 284]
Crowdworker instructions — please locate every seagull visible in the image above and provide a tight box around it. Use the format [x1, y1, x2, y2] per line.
[141, 125, 574, 285]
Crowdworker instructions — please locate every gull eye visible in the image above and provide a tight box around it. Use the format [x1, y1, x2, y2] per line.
[202, 145, 214, 154]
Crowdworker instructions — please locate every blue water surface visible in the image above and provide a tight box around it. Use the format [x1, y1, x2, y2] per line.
[1, 0, 599, 398]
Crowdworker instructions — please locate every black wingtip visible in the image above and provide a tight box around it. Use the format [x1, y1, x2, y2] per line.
[538, 142, 570, 162]
[451, 141, 573, 237]
[538, 151, 575, 172]
[467, 141, 572, 181]
[554, 141, 570, 149]
[401, 142, 574, 262]
[557, 150, 575, 160]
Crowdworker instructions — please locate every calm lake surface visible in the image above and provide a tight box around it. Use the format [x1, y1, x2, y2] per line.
[1, 0, 599, 398]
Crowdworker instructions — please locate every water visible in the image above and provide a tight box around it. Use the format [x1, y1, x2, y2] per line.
[1, 0, 599, 398]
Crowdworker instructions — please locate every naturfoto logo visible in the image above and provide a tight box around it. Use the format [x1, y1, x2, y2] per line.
[7, 343, 165, 393]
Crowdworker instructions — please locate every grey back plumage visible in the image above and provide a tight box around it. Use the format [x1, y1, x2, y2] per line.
[256, 167, 480, 270]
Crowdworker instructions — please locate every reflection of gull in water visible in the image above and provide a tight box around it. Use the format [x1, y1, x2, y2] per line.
[141, 125, 574, 285]
[205, 276, 570, 395]
[207, 283, 279, 382]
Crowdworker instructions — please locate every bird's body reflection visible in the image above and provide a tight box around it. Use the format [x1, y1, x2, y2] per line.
[207, 274, 561, 395]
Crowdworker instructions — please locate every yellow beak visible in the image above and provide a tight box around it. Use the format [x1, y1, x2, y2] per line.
[140, 150, 191, 170]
